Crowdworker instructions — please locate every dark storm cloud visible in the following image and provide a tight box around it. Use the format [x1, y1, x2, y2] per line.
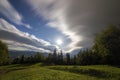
[65, 0, 120, 48]
[27, 0, 120, 52]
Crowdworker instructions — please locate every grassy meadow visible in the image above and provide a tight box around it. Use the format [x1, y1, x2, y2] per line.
[0, 63, 120, 80]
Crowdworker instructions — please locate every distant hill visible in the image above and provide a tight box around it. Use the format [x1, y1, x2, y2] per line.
[9, 50, 48, 59]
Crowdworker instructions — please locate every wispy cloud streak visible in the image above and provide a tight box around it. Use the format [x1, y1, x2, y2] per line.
[0, 18, 56, 52]
[0, 0, 31, 28]
[26, 0, 120, 52]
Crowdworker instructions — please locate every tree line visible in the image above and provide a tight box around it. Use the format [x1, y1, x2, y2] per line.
[11, 48, 71, 65]
[0, 25, 120, 65]
[75, 25, 120, 65]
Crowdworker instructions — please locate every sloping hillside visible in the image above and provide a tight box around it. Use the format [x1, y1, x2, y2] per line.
[0, 64, 120, 80]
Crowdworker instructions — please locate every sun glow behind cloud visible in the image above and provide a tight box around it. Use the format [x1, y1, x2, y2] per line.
[0, 0, 120, 54]
[26, 0, 83, 52]
[0, 18, 57, 53]
[26, 0, 120, 53]
[56, 39, 63, 45]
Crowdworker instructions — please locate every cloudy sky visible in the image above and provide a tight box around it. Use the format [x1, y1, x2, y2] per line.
[0, 0, 120, 54]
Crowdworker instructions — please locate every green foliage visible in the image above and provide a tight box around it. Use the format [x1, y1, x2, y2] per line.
[34, 52, 46, 62]
[0, 40, 9, 65]
[57, 50, 64, 64]
[73, 55, 77, 65]
[46, 53, 53, 63]
[73, 25, 120, 65]
[76, 49, 100, 65]
[66, 53, 71, 64]
[12, 52, 46, 64]
[53, 48, 58, 64]
[46, 49, 64, 65]
[93, 25, 120, 64]
[48, 65, 120, 80]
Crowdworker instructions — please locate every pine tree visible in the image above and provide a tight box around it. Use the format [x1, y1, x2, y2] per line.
[0, 40, 9, 65]
[73, 55, 77, 65]
[66, 53, 70, 65]
[93, 25, 120, 64]
[53, 48, 57, 64]
[60, 50, 63, 64]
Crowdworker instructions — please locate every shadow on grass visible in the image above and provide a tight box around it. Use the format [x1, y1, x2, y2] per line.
[111, 65, 120, 68]
[0, 64, 32, 75]
[6, 67, 27, 73]
[40, 63, 56, 66]
[0, 67, 27, 76]
[1, 63, 35, 68]
[1, 63, 45, 69]
[49, 67, 120, 79]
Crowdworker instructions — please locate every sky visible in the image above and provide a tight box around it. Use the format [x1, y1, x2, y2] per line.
[0, 0, 120, 54]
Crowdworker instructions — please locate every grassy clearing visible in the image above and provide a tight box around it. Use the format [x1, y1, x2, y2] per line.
[0, 64, 120, 80]
[48, 65, 120, 80]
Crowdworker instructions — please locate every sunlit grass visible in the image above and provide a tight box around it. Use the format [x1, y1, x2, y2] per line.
[0, 64, 120, 80]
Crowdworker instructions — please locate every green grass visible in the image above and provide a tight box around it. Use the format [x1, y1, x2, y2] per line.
[0, 64, 120, 80]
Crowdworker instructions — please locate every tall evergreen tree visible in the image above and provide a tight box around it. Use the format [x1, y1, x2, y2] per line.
[60, 50, 63, 64]
[93, 25, 120, 64]
[0, 40, 9, 65]
[57, 50, 63, 64]
[73, 55, 77, 65]
[66, 53, 70, 64]
[47, 53, 53, 63]
[53, 48, 57, 64]
[20, 55, 25, 63]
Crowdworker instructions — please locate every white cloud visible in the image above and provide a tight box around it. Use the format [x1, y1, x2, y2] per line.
[3, 40, 51, 53]
[26, 0, 120, 53]
[26, 0, 82, 52]
[0, 18, 56, 52]
[0, 0, 31, 29]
